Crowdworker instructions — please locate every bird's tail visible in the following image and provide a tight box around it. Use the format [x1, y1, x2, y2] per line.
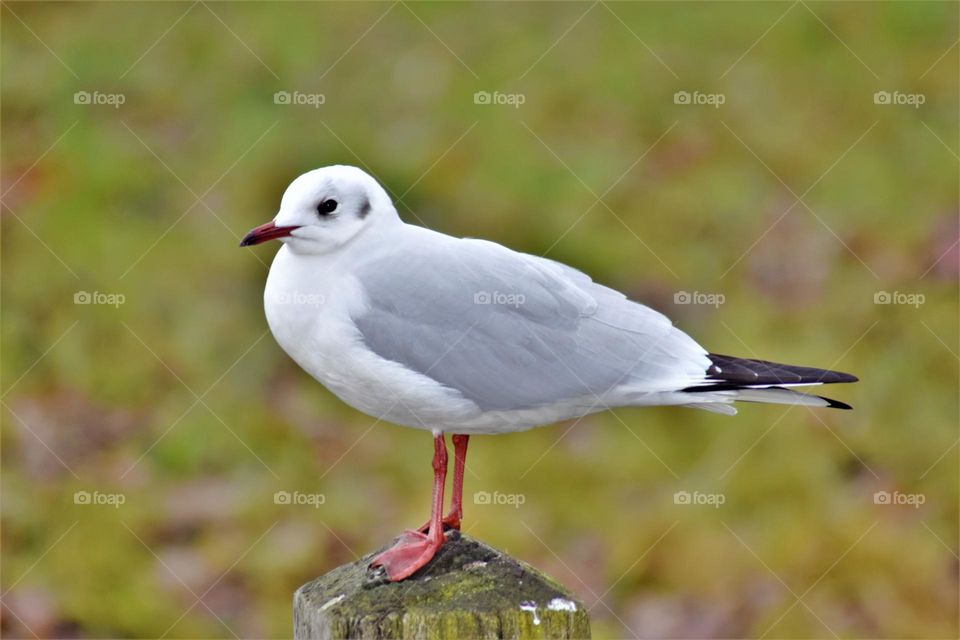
[681, 353, 858, 414]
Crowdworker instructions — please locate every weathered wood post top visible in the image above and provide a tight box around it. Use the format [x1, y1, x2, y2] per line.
[294, 531, 591, 640]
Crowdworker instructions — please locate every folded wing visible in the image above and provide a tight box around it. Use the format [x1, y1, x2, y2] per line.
[351, 233, 709, 412]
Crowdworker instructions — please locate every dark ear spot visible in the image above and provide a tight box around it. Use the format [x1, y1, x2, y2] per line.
[358, 196, 371, 219]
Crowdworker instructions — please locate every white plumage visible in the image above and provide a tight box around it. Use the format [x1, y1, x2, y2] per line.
[245, 165, 855, 435]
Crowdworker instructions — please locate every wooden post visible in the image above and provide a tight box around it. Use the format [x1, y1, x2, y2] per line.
[294, 531, 591, 640]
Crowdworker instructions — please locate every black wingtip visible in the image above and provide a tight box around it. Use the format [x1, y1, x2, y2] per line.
[706, 353, 859, 386]
[822, 396, 853, 410]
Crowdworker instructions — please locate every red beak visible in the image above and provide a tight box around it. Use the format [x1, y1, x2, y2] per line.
[240, 221, 300, 247]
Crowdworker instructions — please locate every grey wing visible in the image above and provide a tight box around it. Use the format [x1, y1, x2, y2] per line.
[351, 235, 709, 411]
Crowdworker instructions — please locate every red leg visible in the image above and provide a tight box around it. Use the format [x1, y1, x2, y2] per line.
[369, 434, 448, 581]
[446, 434, 469, 529]
[418, 434, 469, 532]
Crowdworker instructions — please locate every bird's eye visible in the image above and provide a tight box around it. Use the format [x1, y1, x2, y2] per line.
[317, 199, 338, 216]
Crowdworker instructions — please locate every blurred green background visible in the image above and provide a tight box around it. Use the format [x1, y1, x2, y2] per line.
[2, 2, 957, 638]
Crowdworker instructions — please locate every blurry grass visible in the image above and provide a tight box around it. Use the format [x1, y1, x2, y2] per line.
[2, 1, 958, 638]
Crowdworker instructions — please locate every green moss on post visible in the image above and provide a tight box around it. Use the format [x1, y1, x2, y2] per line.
[294, 531, 591, 640]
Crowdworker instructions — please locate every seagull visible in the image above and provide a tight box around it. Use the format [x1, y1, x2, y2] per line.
[241, 165, 857, 581]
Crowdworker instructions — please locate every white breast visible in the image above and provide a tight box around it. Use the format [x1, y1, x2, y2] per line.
[263, 245, 480, 432]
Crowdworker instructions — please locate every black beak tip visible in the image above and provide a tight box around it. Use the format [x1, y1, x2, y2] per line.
[239, 229, 261, 247]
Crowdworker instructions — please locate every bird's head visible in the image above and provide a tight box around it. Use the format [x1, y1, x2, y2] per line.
[241, 165, 396, 254]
